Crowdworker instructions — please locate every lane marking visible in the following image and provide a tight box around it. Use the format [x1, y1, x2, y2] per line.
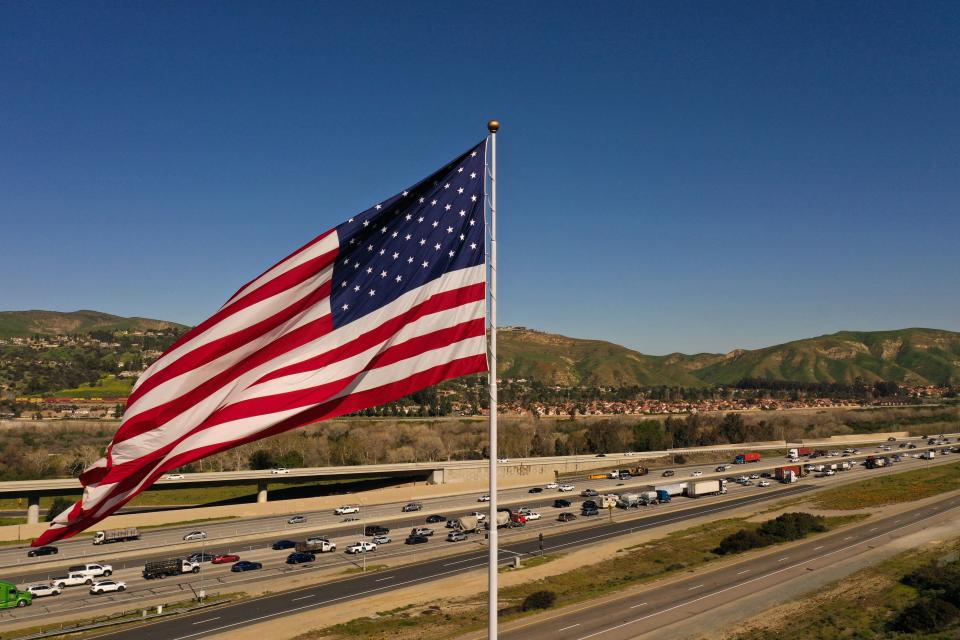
[374, 576, 395, 582]
[560, 623, 581, 631]
[735, 569, 750, 575]
[291, 594, 315, 601]
[813, 546, 824, 551]
[843, 536, 853, 540]
[192, 617, 221, 625]
[629, 602, 648, 609]
[778, 557, 789, 562]
[688, 584, 704, 590]
[572, 504, 960, 640]
[443, 555, 485, 567]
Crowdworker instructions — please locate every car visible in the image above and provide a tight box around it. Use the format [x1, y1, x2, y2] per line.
[888, 437, 897, 442]
[760, 472, 773, 478]
[90, 580, 126, 595]
[749, 473, 760, 479]
[425, 514, 447, 523]
[287, 515, 307, 524]
[553, 499, 571, 508]
[183, 530, 207, 542]
[469, 511, 487, 521]
[446, 531, 468, 542]
[715, 465, 728, 472]
[582, 499, 598, 510]
[528, 487, 544, 494]
[27, 545, 58, 558]
[445, 519, 458, 528]
[346, 541, 377, 554]
[742, 480, 754, 486]
[342, 516, 360, 522]
[271, 467, 290, 474]
[582, 507, 600, 516]
[405, 535, 429, 544]
[411, 527, 434, 537]
[286, 552, 316, 564]
[477, 494, 490, 502]
[231, 561, 263, 572]
[364, 525, 390, 536]
[26, 584, 62, 598]
[558, 512, 577, 522]
[558, 484, 575, 492]
[163, 473, 184, 480]
[825, 469, 836, 476]
[523, 511, 542, 521]
[272, 539, 297, 550]
[68, 563, 112, 577]
[187, 552, 216, 563]
[909, 444, 917, 449]
[595, 453, 607, 457]
[496, 458, 509, 463]
[758, 480, 771, 487]
[334, 505, 360, 515]
[372, 535, 392, 544]
[545, 482, 559, 489]
[691, 471, 703, 477]
[52, 572, 94, 588]
[581, 489, 599, 497]
[402, 502, 423, 512]
[662, 470, 675, 477]
[212, 554, 240, 564]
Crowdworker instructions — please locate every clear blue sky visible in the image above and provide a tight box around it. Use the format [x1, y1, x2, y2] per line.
[2, 1, 958, 355]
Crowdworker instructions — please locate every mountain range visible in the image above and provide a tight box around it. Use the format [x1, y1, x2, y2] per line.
[2, 310, 958, 386]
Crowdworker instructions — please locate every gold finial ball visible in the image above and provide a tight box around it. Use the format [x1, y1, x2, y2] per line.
[487, 120, 500, 133]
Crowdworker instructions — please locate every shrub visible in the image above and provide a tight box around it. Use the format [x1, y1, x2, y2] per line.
[521, 590, 557, 611]
[757, 512, 826, 541]
[673, 454, 687, 465]
[714, 529, 771, 555]
[891, 598, 960, 633]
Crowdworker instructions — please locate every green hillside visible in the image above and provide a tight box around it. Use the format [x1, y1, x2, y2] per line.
[0, 310, 186, 338]
[692, 328, 960, 386]
[498, 327, 960, 387]
[498, 328, 711, 387]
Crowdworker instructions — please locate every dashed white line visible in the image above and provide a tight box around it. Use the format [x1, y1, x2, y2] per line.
[629, 602, 648, 609]
[374, 576, 395, 582]
[560, 623, 581, 631]
[291, 594, 315, 602]
[813, 546, 824, 551]
[735, 569, 750, 575]
[192, 617, 221, 625]
[843, 536, 853, 540]
[687, 584, 704, 590]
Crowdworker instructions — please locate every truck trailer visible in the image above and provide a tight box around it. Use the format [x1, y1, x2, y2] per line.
[142, 558, 201, 580]
[734, 453, 761, 464]
[454, 515, 482, 532]
[686, 480, 725, 497]
[775, 465, 802, 482]
[93, 527, 141, 545]
[617, 493, 641, 508]
[654, 483, 687, 497]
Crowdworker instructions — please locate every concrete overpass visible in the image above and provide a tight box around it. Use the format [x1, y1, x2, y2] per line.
[0, 431, 924, 523]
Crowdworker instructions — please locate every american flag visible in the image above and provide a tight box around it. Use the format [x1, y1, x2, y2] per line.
[35, 140, 489, 545]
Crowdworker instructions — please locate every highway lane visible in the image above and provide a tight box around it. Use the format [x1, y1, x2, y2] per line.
[3, 433, 946, 571]
[71, 484, 822, 640]
[499, 494, 960, 640]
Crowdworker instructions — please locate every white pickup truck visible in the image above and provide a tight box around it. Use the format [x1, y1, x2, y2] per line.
[52, 572, 95, 588]
[334, 505, 360, 515]
[68, 563, 113, 578]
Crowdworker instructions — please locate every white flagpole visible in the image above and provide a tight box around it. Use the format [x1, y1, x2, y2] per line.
[486, 118, 500, 640]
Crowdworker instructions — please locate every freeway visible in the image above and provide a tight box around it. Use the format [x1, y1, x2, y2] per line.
[497, 494, 960, 640]
[3, 450, 955, 637]
[2, 433, 949, 573]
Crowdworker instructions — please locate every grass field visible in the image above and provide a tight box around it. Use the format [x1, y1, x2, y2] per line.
[812, 462, 960, 510]
[302, 514, 862, 640]
[730, 537, 960, 640]
[52, 374, 134, 398]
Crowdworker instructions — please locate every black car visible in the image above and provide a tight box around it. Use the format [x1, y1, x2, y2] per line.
[405, 535, 429, 545]
[187, 552, 216, 563]
[402, 502, 423, 512]
[553, 499, 571, 508]
[582, 507, 600, 516]
[364, 525, 390, 536]
[27, 545, 58, 557]
[596, 453, 607, 457]
[272, 539, 297, 550]
[231, 561, 263, 572]
[286, 551, 316, 564]
[558, 512, 577, 522]
[528, 487, 544, 494]
[425, 514, 446, 524]
[760, 472, 773, 478]
[662, 470, 675, 477]
[582, 499, 598, 510]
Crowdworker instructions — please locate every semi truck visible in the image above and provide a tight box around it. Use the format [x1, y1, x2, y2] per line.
[296, 539, 337, 553]
[93, 527, 141, 545]
[655, 489, 672, 503]
[865, 455, 887, 469]
[617, 493, 641, 508]
[921, 451, 936, 460]
[492, 509, 526, 529]
[142, 558, 201, 580]
[0, 581, 32, 608]
[788, 447, 812, 457]
[734, 453, 761, 464]
[775, 465, 802, 482]
[686, 480, 726, 498]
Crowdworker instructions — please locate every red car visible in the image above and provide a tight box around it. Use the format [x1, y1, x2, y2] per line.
[211, 554, 240, 564]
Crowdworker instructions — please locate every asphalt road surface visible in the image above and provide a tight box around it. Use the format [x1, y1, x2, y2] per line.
[499, 494, 960, 640]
